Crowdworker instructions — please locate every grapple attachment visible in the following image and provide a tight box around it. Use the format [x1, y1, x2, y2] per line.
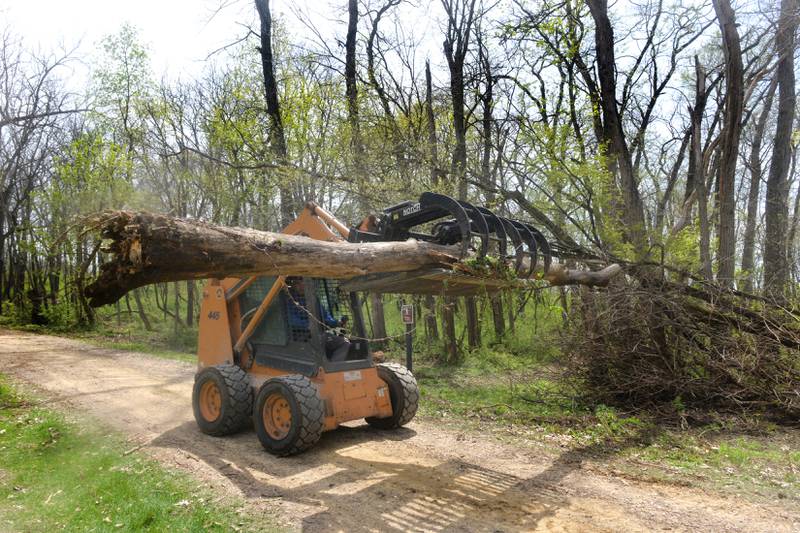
[343, 192, 554, 296]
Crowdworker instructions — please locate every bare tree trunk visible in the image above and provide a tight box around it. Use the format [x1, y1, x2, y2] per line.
[506, 292, 515, 334]
[424, 294, 439, 340]
[424, 62, 442, 342]
[785, 148, 799, 297]
[369, 294, 387, 347]
[690, 57, 713, 280]
[465, 298, 481, 348]
[425, 60, 441, 186]
[173, 281, 181, 333]
[711, 0, 744, 287]
[255, 0, 294, 227]
[133, 288, 152, 331]
[586, 0, 647, 254]
[345, 0, 365, 179]
[84, 211, 622, 307]
[442, 0, 477, 200]
[442, 297, 458, 363]
[186, 280, 194, 326]
[741, 77, 778, 293]
[763, 0, 798, 300]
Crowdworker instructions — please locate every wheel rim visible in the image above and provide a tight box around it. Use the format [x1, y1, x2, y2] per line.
[199, 380, 222, 422]
[262, 392, 292, 440]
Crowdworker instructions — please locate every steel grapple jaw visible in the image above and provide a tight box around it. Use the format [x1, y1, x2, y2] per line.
[346, 192, 554, 285]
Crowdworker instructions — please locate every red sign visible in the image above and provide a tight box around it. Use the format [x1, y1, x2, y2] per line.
[401, 304, 414, 325]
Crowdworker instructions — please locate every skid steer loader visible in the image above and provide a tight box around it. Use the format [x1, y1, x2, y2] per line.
[192, 193, 554, 455]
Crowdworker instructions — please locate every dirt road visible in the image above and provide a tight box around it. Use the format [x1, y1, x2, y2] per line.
[1, 329, 797, 532]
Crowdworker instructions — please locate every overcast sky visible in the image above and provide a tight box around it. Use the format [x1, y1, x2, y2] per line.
[0, 0, 440, 84]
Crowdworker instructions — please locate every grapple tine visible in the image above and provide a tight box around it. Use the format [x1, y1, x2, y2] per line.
[512, 221, 538, 278]
[419, 192, 472, 259]
[458, 200, 490, 258]
[525, 224, 552, 273]
[475, 206, 507, 258]
[350, 193, 555, 283]
[498, 217, 526, 275]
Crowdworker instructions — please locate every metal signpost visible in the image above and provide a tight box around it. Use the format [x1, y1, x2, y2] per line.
[401, 303, 414, 371]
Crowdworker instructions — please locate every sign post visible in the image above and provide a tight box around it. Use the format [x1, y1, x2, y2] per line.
[400, 303, 414, 371]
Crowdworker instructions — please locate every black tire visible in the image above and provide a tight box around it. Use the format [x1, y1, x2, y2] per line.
[192, 364, 253, 436]
[253, 375, 324, 456]
[366, 363, 419, 429]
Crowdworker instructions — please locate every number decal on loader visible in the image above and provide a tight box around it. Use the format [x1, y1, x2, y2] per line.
[207, 311, 221, 320]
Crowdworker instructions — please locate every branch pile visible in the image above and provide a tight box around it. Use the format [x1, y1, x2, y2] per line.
[83, 211, 620, 307]
[563, 275, 800, 418]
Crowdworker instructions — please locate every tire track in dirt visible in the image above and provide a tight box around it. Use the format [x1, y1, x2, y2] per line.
[1, 329, 797, 532]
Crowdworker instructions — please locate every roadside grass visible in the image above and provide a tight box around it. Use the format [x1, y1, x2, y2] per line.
[620, 429, 800, 499]
[0, 375, 272, 533]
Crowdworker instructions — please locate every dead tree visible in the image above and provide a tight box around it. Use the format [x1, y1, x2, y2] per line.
[711, 0, 744, 287]
[690, 58, 713, 280]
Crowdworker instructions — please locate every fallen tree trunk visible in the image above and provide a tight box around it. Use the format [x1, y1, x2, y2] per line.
[543, 263, 622, 287]
[84, 211, 621, 307]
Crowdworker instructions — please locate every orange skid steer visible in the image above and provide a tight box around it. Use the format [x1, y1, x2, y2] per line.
[193, 194, 554, 455]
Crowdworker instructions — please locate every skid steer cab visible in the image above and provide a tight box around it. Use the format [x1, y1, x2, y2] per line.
[192, 203, 419, 456]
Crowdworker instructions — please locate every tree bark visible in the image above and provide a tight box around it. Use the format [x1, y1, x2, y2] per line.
[345, 0, 365, 178]
[442, 297, 458, 362]
[83, 211, 622, 308]
[84, 211, 457, 307]
[186, 279, 195, 326]
[255, 0, 294, 227]
[133, 289, 152, 331]
[425, 60, 441, 186]
[465, 297, 481, 348]
[711, 0, 744, 287]
[763, 0, 798, 300]
[689, 57, 713, 280]
[424, 294, 439, 340]
[586, 0, 648, 254]
[442, 0, 477, 200]
[741, 77, 778, 293]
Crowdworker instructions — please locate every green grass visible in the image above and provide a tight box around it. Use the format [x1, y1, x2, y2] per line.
[630, 432, 800, 492]
[79, 335, 197, 363]
[0, 375, 274, 532]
